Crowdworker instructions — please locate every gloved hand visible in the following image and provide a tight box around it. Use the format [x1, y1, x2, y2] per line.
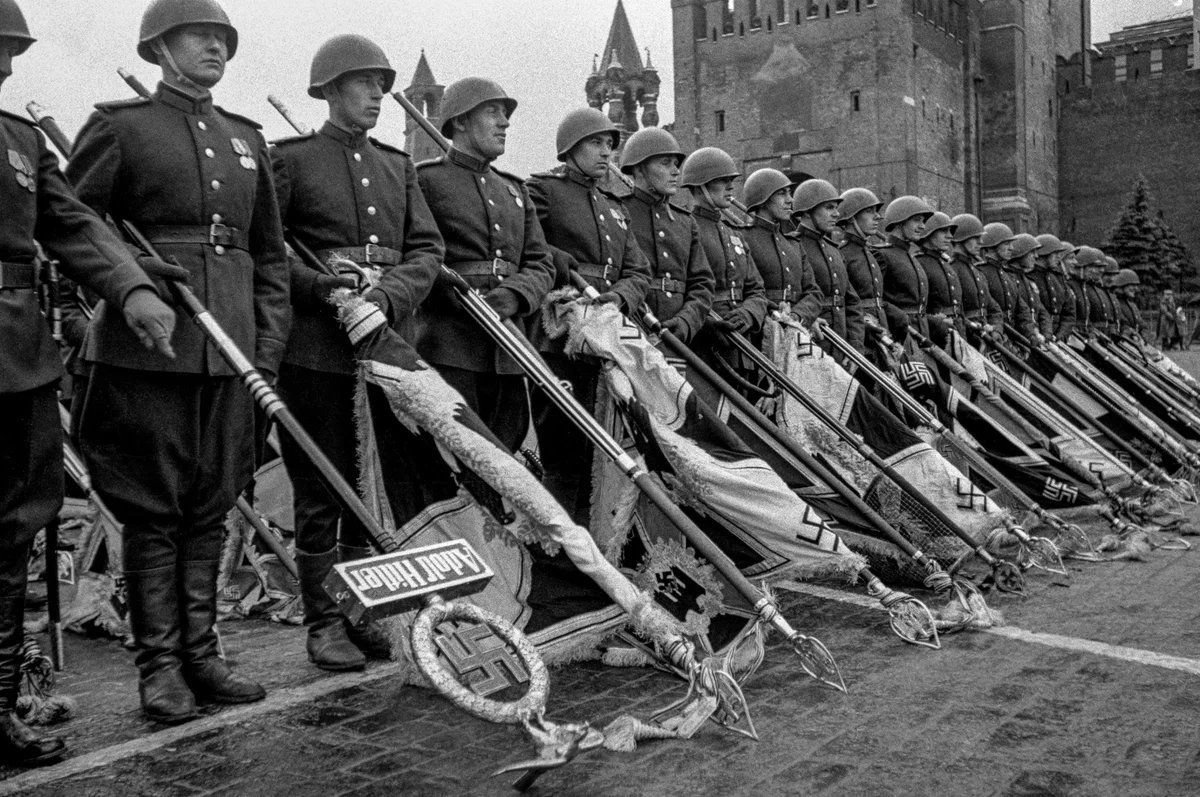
[705, 316, 736, 334]
[136, 255, 190, 284]
[1032, 331, 1047, 348]
[122, 287, 177, 358]
[434, 267, 471, 299]
[722, 306, 756, 334]
[809, 317, 829, 341]
[591, 291, 622, 308]
[258, 367, 277, 387]
[313, 272, 359, 302]
[484, 287, 521, 320]
[661, 317, 690, 340]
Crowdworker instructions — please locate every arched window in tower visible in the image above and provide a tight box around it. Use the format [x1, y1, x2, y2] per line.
[694, 2, 707, 39]
[722, 0, 735, 34]
[777, 0, 788, 24]
[836, 0, 849, 13]
[750, 0, 762, 29]
[807, 2, 819, 19]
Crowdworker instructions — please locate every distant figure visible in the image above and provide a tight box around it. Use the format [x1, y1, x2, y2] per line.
[1158, 289, 1182, 350]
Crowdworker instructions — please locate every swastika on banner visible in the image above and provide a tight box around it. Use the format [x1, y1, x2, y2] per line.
[1042, 477, 1079, 504]
[434, 621, 529, 697]
[955, 478, 991, 511]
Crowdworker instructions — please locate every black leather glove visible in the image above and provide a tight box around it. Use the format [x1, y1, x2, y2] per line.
[722, 306, 756, 334]
[591, 291, 622, 308]
[313, 273, 359, 303]
[484, 287, 521, 320]
[122, 287, 177, 358]
[662, 317, 690, 340]
[705, 316, 736, 334]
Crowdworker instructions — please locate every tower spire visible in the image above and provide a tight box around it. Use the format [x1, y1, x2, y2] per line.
[584, 0, 661, 136]
[403, 51, 445, 163]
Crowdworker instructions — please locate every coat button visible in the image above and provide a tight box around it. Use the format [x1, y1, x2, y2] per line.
[353, 153, 362, 162]
[369, 234, 379, 244]
[212, 213, 222, 223]
[204, 148, 214, 158]
[658, 231, 665, 238]
[361, 178, 370, 187]
[214, 245, 225, 255]
[495, 249, 503, 257]
[367, 206, 377, 215]
[493, 223, 501, 231]
[197, 120, 207, 130]
[210, 179, 220, 190]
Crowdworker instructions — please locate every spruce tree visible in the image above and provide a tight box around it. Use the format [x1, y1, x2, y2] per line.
[1156, 210, 1195, 292]
[1105, 176, 1164, 288]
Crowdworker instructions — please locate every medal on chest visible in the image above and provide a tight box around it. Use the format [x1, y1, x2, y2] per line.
[729, 233, 745, 257]
[608, 206, 628, 231]
[8, 149, 34, 192]
[230, 137, 256, 171]
[506, 183, 523, 208]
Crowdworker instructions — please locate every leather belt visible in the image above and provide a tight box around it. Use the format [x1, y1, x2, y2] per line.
[143, 223, 248, 251]
[966, 310, 986, 321]
[653, 276, 687, 295]
[821, 296, 845, 310]
[575, 263, 615, 285]
[317, 244, 404, 266]
[453, 259, 515, 279]
[723, 286, 744, 302]
[765, 287, 794, 303]
[0, 261, 35, 290]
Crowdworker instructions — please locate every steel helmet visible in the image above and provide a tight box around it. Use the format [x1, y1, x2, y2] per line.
[0, 0, 34, 55]
[838, 187, 882, 221]
[138, 0, 238, 64]
[619, 127, 684, 174]
[742, 168, 792, 210]
[680, 146, 739, 188]
[1034, 234, 1065, 256]
[1011, 233, 1041, 259]
[1059, 240, 1077, 253]
[980, 222, 1017, 249]
[1102, 255, 1120, 274]
[1075, 245, 1105, 267]
[790, 179, 841, 215]
[555, 108, 619, 161]
[1111, 268, 1140, 287]
[883, 195, 934, 230]
[307, 34, 395, 99]
[920, 211, 956, 239]
[439, 77, 518, 136]
[950, 213, 985, 242]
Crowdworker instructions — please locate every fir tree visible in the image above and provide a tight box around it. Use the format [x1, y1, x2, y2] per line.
[1105, 176, 1167, 289]
[1156, 210, 1196, 291]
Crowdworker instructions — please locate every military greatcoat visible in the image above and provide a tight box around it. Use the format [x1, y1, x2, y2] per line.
[791, 225, 863, 349]
[742, 216, 822, 327]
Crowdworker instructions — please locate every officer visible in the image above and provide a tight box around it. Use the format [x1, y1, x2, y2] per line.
[740, 169, 822, 328]
[1076, 247, 1112, 335]
[977, 223, 1035, 342]
[1101, 256, 1125, 335]
[837, 187, 886, 332]
[619, 127, 714, 342]
[790, 179, 864, 350]
[1112, 269, 1144, 337]
[415, 77, 555, 451]
[915, 211, 964, 342]
[68, 0, 289, 723]
[0, 0, 179, 764]
[682, 147, 769, 372]
[1033, 234, 1076, 342]
[271, 35, 444, 672]
[1063, 242, 1091, 334]
[949, 213, 1002, 347]
[875, 196, 934, 343]
[526, 108, 651, 523]
[1010, 233, 1051, 344]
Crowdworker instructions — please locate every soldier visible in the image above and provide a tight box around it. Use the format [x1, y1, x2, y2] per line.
[977, 223, 1036, 343]
[1010, 233, 1052, 344]
[526, 108, 651, 523]
[271, 35, 444, 672]
[0, 0, 180, 764]
[619, 127, 714, 343]
[1112, 269, 1145, 337]
[1076, 247, 1113, 336]
[67, 0, 289, 723]
[740, 169, 822, 328]
[837, 187, 886, 332]
[915, 211, 964, 343]
[682, 147, 769, 372]
[790, 179, 864, 350]
[875, 196, 934, 343]
[949, 213, 1002, 347]
[1063, 242, 1091, 336]
[414, 77, 555, 451]
[1032, 234, 1076, 342]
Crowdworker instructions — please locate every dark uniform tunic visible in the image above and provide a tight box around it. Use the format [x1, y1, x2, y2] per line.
[271, 121, 444, 550]
[742, 216, 822, 326]
[1084, 280, 1114, 335]
[876, 235, 930, 340]
[1069, 273, 1091, 332]
[415, 146, 556, 451]
[1015, 269, 1052, 337]
[68, 83, 290, 573]
[841, 230, 885, 330]
[918, 247, 965, 340]
[525, 165, 651, 524]
[1034, 266, 1076, 341]
[979, 258, 1035, 341]
[0, 108, 153, 624]
[1116, 296, 1144, 336]
[625, 187, 714, 343]
[792, 225, 864, 350]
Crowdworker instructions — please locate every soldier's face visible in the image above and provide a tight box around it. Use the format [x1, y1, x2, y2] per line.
[928, 229, 952, 252]
[162, 24, 228, 88]
[1062, 252, 1077, 270]
[0, 38, 22, 90]
[810, 200, 839, 233]
[996, 241, 1014, 261]
[1020, 252, 1036, 271]
[854, 207, 881, 236]
[900, 216, 926, 242]
[328, 70, 385, 131]
[454, 101, 510, 161]
[704, 176, 735, 209]
[568, 134, 614, 179]
[638, 155, 680, 197]
[762, 188, 792, 222]
[962, 236, 982, 257]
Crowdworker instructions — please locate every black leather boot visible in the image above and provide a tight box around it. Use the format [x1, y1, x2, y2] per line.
[0, 596, 65, 765]
[124, 567, 197, 724]
[179, 561, 265, 704]
[338, 545, 393, 661]
[298, 548, 365, 671]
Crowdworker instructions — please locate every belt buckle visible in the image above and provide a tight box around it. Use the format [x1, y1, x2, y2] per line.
[363, 243, 379, 263]
[208, 222, 232, 246]
[784, 285, 793, 302]
[602, 263, 612, 285]
[659, 275, 672, 297]
[491, 258, 506, 280]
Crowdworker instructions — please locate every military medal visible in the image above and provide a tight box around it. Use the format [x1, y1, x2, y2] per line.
[231, 138, 256, 170]
[609, 207, 627, 230]
[730, 234, 744, 257]
[9, 149, 34, 193]
[506, 183, 522, 208]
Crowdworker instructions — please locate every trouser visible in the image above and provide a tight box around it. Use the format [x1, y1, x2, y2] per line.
[530, 353, 600, 526]
[0, 384, 62, 707]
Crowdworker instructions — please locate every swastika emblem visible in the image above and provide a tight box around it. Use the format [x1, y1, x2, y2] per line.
[1042, 477, 1079, 504]
[654, 565, 706, 623]
[434, 621, 529, 697]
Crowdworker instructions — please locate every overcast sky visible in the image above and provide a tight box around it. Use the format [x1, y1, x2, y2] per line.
[2, 1, 1186, 176]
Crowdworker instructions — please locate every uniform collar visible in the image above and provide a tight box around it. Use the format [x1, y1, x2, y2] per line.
[447, 146, 491, 173]
[561, 166, 597, 188]
[889, 234, 920, 255]
[692, 205, 721, 222]
[631, 186, 667, 206]
[156, 81, 213, 115]
[794, 224, 826, 242]
[842, 229, 865, 245]
[320, 120, 368, 149]
[752, 215, 780, 233]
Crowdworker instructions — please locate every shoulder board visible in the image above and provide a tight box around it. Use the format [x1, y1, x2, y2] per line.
[597, 182, 633, 201]
[415, 155, 447, 170]
[93, 97, 153, 112]
[529, 165, 567, 180]
[668, 200, 692, 215]
[368, 137, 409, 157]
[490, 166, 525, 185]
[269, 131, 316, 147]
[0, 108, 35, 128]
[213, 106, 263, 130]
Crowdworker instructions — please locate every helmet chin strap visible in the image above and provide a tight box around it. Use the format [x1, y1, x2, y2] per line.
[700, 183, 719, 210]
[153, 38, 203, 93]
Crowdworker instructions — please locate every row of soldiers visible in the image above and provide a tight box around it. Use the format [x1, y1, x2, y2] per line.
[0, 0, 1150, 768]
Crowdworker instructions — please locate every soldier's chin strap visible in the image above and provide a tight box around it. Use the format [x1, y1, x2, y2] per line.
[152, 38, 204, 95]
